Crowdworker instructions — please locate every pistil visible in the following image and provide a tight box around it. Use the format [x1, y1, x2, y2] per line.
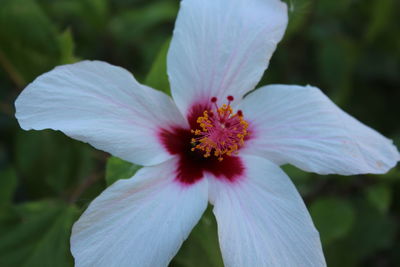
[191, 96, 249, 161]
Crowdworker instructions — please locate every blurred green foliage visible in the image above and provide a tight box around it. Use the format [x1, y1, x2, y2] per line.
[0, 0, 399, 266]
[105, 156, 141, 186]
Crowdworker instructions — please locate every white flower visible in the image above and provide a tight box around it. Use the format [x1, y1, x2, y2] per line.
[15, 0, 399, 266]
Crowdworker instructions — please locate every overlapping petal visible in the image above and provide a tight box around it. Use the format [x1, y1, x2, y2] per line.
[168, 0, 288, 115]
[208, 155, 325, 267]
[239, 84, 400, 175]
[71, 159, 208, 267]
[15, 61, 188, 166]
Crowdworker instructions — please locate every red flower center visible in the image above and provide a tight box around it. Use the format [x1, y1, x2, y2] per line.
[191, 96, 249, 161]
[159, 96, 248, 185]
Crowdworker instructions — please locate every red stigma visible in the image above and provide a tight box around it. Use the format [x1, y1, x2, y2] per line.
[227, 95, 234, 101]
[211, 97, 218, 103]
[237, 110, 243, 116]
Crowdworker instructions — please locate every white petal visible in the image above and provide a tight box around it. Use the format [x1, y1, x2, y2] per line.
[239, 84, 400, 175]
[208, 155, 325, 267]
[168, 0, 288, 115]
[15, 61, 187, 166]
[71, 159, 208, 267]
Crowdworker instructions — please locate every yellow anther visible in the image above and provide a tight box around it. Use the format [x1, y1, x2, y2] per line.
[190, 99, 249, 161]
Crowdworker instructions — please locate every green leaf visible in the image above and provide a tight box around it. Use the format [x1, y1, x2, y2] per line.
[39, 0, 108, 30]
[81, 0, 108, 27]
[0, 167, 17, 207]
[284, 0, 313, 38]
[310, 197, 355, 246]
[316, 38, 358, 106]
[0, 201, 79, 267]
[171, 206, 224, 267]
[58, 29, 78, 64]
[109, 2, 177, 43]
[108, 1, 177, 71]
[105, 156, 141, 186]
[145, 38, 171, 95]
[15, 130, 95, 198]
[365, 0, 394, 42]
[365, 184, 392, 214]
[349, 200, 397, 258]
[0, 0, 61, 84]
[281, 164, 313, 195]
[315, 0, 352, 15]
[324, 199, 397, 267]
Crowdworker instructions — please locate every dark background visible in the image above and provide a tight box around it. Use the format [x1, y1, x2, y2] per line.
[0, 0, 399, 266]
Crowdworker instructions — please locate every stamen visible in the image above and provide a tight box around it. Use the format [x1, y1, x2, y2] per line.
[191, 96, 249, 161]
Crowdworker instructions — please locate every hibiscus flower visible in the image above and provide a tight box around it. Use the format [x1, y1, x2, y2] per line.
[15, 0, 399, 266]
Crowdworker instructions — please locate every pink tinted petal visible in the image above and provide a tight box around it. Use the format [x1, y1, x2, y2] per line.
[15, 61, 187, 166]
[239, 84, 400, 175]
[168, 0, 288, 115]
[71, 159, 208, 267]
[208, 155, 326, 267]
